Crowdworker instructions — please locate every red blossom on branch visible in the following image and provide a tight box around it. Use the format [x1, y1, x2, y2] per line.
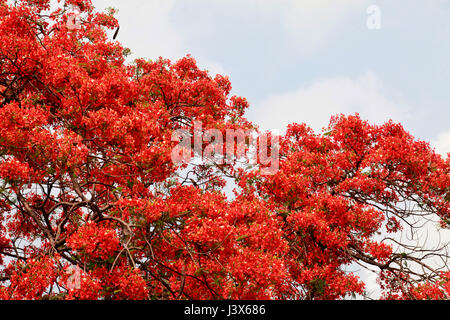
[0, 0, 448, 300]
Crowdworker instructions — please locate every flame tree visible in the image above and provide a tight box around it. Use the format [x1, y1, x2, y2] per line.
[0, 0, 449, 300]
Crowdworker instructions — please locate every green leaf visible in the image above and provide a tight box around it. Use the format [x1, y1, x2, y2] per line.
[175, 249, 184, 259]
[194, 268, 204, 277]
[237, 235, 250, 242]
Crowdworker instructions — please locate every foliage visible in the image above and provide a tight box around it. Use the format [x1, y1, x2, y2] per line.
[0, 0, 448, 300]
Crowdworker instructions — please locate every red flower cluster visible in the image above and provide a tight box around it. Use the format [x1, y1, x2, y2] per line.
[66, 221, 119, 261]
[0, 0, 448, 300]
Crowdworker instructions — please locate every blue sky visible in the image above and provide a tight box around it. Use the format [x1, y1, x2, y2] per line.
[87, 0, 450, 298]
[92, 0, 450, 157]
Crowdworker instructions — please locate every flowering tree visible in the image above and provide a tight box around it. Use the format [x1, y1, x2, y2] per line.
[0, 0, 449, 300]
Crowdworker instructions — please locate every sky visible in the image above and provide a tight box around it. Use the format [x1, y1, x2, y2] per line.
[91, 0, 450, 157]
[88, 0, 450, 298]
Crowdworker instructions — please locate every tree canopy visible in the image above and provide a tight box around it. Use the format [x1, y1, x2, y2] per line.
[0, 0, 449, 300]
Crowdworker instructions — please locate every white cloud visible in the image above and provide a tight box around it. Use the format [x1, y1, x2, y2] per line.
[195, 58, 228, 78]
[281, 0, 369, 53]
[254, 72, 406, 133]
[91, 0, 373, 75]
[432, 131, 450, 157]
[221, 0, 369, 53]
[93, 0, 184, 60]
[93, 0, 227, 77]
